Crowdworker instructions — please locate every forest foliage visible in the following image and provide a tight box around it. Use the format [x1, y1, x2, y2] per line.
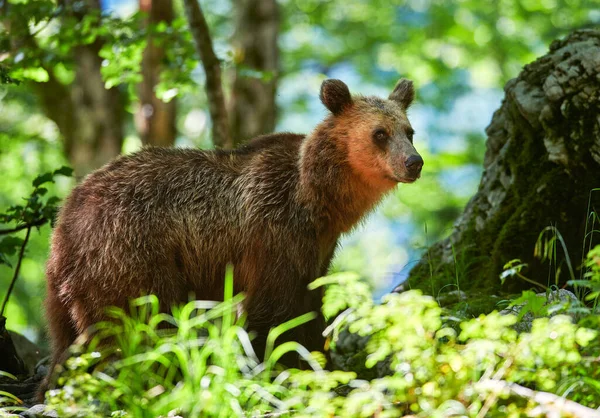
[2, 269, 598, 417]
[1, 0, 597, 341]
[1, 0, 600, 415]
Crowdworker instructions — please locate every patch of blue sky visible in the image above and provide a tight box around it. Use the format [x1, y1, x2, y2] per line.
[100, 0, 136, 16]
[440, 165, 483, 199]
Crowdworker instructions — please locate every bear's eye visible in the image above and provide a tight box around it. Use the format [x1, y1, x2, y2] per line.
[406, 128, 415, 143]
[373, 128, 389, 146]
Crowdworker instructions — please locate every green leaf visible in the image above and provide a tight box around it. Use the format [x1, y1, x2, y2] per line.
[53, 166, 74, 177]
[32, 172, 55, 188]
[237, 66, 275, 82]
[0, 64, 21, 85]
[46, 196, 61, 207]
[0, 389, 22, 405]
[0, 236, 24, 256]
[509, 290, 547, 320]
[0, 236, 24, 266]
[0, 370, 17, 380]
[12, 67, 49, 82]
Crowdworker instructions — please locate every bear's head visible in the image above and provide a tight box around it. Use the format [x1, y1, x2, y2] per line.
[319, 78, 423, 189]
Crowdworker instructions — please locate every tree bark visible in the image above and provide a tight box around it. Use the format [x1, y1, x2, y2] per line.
[63, 0, 124, 177]
[407, 30, 600, 296]
[66, 41, 125, 177]
[182, 0, 232, 149]
[136, 0, 177, 147]
[229, 0, 279, 145]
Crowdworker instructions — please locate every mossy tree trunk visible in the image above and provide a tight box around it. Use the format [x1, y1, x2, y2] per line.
[407, 30, 600, 298]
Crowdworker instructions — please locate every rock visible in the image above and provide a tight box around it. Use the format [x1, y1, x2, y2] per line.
[0, 317, 27, 377]
[19, 404, 57, 418]
[9, 332, 47, 376]
[329, 328, 392, 380]
[0, 371, 44, 408]
[0, 323, 49, 409]
[434, 290, 467, 306]
[34, 357, 49, 379]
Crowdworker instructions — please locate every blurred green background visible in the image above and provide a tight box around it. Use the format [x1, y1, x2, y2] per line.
[0, 0, 598, 345]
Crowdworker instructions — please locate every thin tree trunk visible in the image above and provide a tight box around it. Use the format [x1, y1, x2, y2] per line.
[136, 0, 177, 147]
[407, 29, 600, 297]
[229, 0, 279, 145]
[182, 0, 231, 149]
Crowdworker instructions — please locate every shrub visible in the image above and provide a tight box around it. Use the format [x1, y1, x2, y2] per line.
[35, 271, 600, 417]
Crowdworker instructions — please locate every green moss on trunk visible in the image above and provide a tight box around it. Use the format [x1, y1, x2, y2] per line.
[407, 30, 600, 299]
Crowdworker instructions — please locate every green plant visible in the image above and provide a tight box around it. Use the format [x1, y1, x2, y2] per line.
[44, 268, 355, 418]
[569, 245, 600, 309]
[500, 259, 548, 291]
[500, 204, 600, 323]
[504, 290, 548, 321]
[535, 225, 577, 290]
[0, 371, 25, 413]
[0, 166, 72, 317]
[315, 273, 600, 416]
[35, 269, 600, 417]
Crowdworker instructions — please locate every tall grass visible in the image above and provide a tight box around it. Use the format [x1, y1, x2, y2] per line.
[43, 267, 349, 418]
[0, 270, 597, 417]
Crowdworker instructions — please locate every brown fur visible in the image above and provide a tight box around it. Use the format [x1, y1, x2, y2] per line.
[40, 78, 422, 398]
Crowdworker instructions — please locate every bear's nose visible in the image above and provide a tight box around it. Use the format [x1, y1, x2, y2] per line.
[405, 155, 424, 173]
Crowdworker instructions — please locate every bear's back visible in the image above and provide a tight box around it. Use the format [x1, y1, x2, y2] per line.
[47, 133, 309, 316]
[63, 132, 307, 226]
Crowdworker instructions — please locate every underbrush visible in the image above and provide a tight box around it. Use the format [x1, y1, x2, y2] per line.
[1, 262, 598, 417]
[1, 179, 599, 417]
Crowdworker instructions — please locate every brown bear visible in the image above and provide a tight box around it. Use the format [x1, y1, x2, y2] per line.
[41, 78, 422, 396]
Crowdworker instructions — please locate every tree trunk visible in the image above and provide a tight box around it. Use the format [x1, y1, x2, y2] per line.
[407, 30, 600, 297]
[66, 41, 125, 177]
[62, 0, 124, 177]
[229, 0, 279, 145]
[34, 51, 123, 179]
[136, 0, 177, 147]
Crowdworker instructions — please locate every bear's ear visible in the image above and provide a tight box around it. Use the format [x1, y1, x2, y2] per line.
[320, 79, 352, 115]
[389, 78, 415, 111]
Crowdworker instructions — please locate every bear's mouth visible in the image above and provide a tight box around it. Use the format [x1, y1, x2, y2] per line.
[386, 174, 420, 183]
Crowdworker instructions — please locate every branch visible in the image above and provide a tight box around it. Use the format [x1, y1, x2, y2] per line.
[1, 226, 32, 317]
[476, 379, 600, 418]
[0, 218, 47, 235]
[182, 0, 232, 149]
